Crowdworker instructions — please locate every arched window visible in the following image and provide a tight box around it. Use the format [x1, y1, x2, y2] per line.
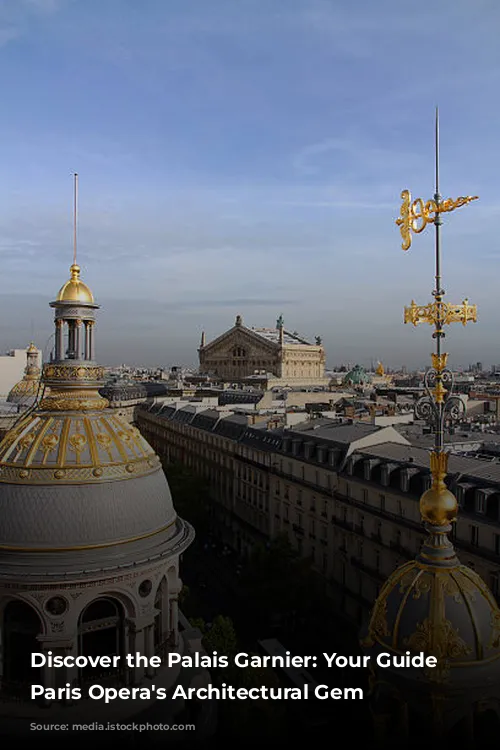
[2, 600, 42, 691]
[78, 597, 124, 683]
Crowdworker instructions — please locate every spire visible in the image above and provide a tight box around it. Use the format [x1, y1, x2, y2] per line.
[396, 108, 478, 561]
[73, 171, 78, 267]
[200, 330, 206, 347]
[42, 175, 105, 411]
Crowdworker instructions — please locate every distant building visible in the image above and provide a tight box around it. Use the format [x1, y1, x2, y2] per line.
[198, 314, 328, 387]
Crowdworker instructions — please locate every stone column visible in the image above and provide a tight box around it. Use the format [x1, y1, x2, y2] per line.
[126, 616, 156, 682]
[170, 596, 179, 647]
[36, 634, 76, 704]
[88, 321, 95, 361]
[127, 622, 146, 685]
[67, 321, 75, 358]
[75, 320, 82, 360]
[145, 624, 155, 677]
[55, 319, 64, 360]
[84, 322, 90, 360]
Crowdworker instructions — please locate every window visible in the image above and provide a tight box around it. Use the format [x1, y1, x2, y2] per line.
[470, 526, 479, 547]
[379, 494, 386, 511]
[495, 534, 500, 556]
[346, 483, 351, 498]
[362, 489, 368, 504]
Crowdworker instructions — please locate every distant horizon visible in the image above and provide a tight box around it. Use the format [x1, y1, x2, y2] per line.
[1, 1, 499, 367]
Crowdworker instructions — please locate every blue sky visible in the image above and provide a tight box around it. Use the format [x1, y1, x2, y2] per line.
[0, 0, 499, 368]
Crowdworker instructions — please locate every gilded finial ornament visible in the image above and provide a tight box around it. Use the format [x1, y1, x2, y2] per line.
[362, 111, 500, 713]
[399, 109, 478, 523]
[396, 190, 478, 251]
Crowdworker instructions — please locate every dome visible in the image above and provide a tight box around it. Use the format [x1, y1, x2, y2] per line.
[56, 263, 94, 304]
[0, 410, 177, 550]
[6, 342, 41, 405]
[363, 558, 500, 685]
[343, 364, 372, 386]
[6, 377, 39, 404]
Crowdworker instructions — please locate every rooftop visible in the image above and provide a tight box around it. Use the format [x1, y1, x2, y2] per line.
[251, 327, 312, 346]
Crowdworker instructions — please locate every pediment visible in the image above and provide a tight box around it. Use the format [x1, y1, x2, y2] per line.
[202, 326, 278, 357]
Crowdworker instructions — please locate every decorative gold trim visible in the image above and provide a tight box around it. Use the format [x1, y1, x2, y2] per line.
[404, 299, 477, 327]
[0, 519, 175, 552]
[0, 455, 161, 485]
[431, 353, 448, 372]
[39, 395, 109, 411]
[42, 364, 104, 381]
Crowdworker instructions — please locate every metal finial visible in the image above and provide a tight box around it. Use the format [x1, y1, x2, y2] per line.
[397, 111, 480, 532]
[73, 172, 78, 266]
[435, 106, 440, 199]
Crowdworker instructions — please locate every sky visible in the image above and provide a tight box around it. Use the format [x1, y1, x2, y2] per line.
[0, 0, 499, 369]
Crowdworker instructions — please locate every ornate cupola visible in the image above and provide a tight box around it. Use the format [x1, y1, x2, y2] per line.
[361, 110, 500, 744]
[6, 342, 41, 406]
[42, 174, 107, 413]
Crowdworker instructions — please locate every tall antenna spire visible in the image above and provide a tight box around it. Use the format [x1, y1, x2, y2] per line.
[73, 172, 78, 266]
[395, 110, 478, 538]
[435, 105, 439, 196]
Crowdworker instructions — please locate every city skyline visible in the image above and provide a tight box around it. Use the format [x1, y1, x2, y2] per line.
[1, 0, 499, 367]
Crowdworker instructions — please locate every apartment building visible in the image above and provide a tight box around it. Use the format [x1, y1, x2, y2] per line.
[137, 404, 500, 626]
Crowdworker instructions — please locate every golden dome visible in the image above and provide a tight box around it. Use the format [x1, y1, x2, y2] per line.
[6, 379, 39, 401]
[376, 361, 384, 376]
[362, 558, 500, 682]
[0, 410, 160, 485]
[56, 264, 94, 304]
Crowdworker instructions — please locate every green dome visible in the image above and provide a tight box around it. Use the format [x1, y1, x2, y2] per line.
[343, 364, 371, 386]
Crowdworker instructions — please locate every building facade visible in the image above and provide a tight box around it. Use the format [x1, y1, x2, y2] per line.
[198, 314, 328, 386]
[137, 405, 500, 628]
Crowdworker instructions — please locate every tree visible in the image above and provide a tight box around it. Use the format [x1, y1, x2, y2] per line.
[189, 614, 285, 738]
[238, 535, 321, 635]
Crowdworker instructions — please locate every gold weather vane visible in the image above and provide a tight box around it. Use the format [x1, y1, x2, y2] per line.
[396, 110, 478, 252]
[399, 109, 478, 522]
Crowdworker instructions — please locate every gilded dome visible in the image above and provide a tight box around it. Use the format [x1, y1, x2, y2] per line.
[6, 378, 39, 403]
[56, 263, 94, 304]
[362, 520, 500, 691]
[0, 408, 182, 557]
[0, 410, 158, 485]
[6, 342, 41, 405]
